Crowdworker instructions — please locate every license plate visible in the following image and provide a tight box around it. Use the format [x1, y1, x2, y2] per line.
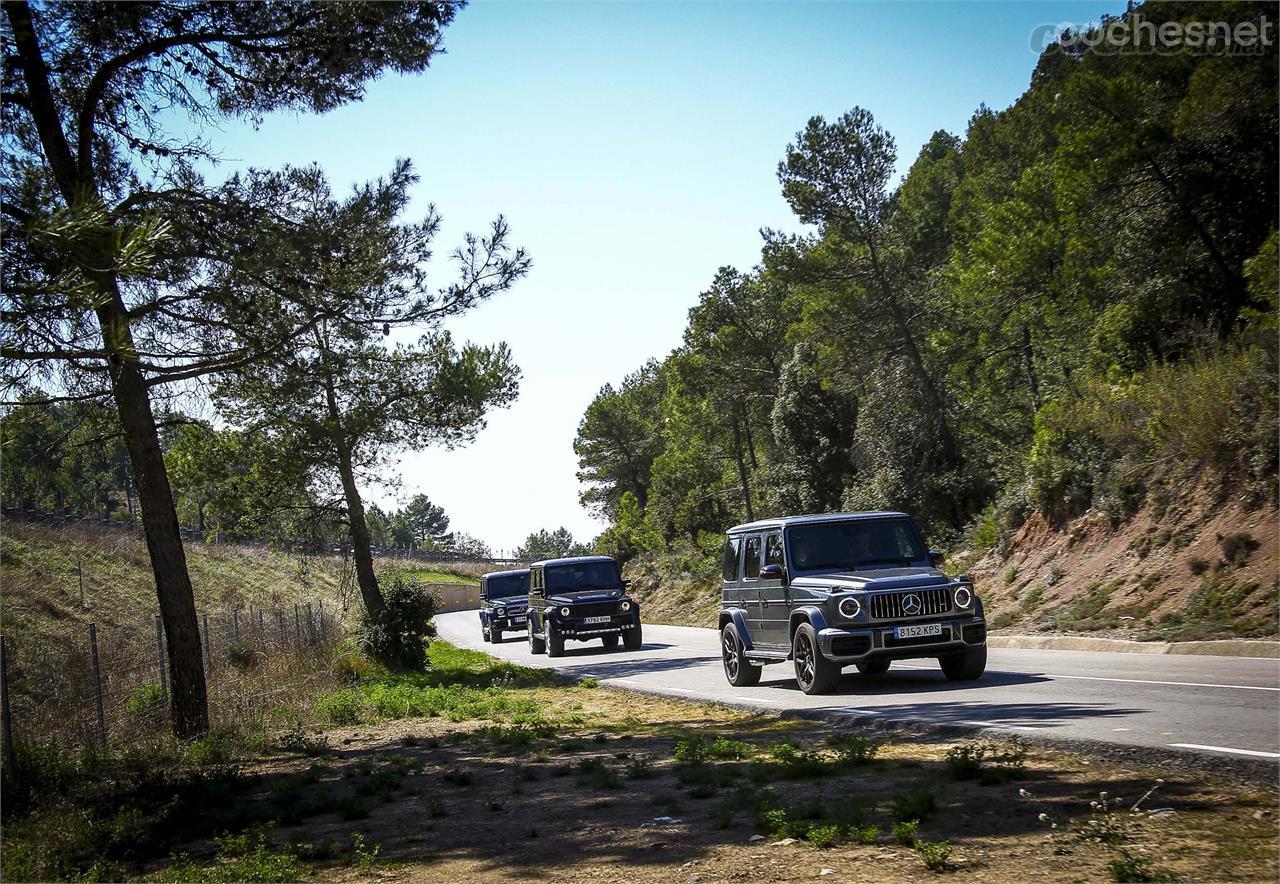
[512, 616, 527, 624]
[894, 623, 943, 640]
[583, 615, 611, 625]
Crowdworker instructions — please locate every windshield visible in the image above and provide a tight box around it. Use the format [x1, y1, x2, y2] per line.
[545, 561, 622, 592]
[485, 574, 528, 599]
[787, 519, 928, 572]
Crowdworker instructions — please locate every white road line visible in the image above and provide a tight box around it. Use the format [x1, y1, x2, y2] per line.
[732, 696, 761, 702]
[840, 708, 882, 715]
[1047, 674, 1280, 692]
[1112, 728, 1131, 732]
[669, 687, 694, 693]
[959, 720, 1035, 731]
[1169, 743, 1280, 759]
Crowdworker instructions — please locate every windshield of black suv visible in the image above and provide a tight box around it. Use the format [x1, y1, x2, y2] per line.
[787, 519, 928, 572]
[485, 573, 528, 599]
[545, 561, 622, 592]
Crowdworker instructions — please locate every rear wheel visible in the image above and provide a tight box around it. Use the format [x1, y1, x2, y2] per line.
[793, 623, 841, 695]
[623, 618, 643, 651]
[547, 621, 565, 658]
[856, 659, 890, 675]
[939, 644, 987, 681]
[721, 623, 762, 687]
[601, 635, 619, 651]
[529, 620, 546, 655]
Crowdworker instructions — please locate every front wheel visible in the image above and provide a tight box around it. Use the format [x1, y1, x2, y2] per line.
[721, 623, 762, 687]
[529, 620, 546, 655]
[547, 621, 565, 658]
[482, 626, 491, 643]
[793, 623, 841, 695]
[939, 644, 987, 681]
[491, 628, 503, 644]
[623, 618, 643, 651]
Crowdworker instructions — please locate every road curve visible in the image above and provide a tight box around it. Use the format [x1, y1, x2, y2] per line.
[435, 611, 1280, 763]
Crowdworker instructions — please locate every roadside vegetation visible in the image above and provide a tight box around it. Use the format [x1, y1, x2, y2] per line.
[4, 640, 1275, 882]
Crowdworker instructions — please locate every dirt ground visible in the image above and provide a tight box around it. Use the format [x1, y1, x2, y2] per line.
[161, 686, 1279, 883]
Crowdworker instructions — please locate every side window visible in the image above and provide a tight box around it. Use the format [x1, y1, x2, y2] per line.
[764, 533, 784, 567]
[743, 535, 762, 580]
[721, 536, 742, 582]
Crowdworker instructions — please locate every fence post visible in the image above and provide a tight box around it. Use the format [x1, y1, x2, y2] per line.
[293, 605, 301, 647]
[232, 609, 240, 641]
[317, 602, 325, 641]
[257, 609, 265, 644]
[276, 610, 285, 648]
[0, 635, 15, 768]
[153, 615, 168, 702]
[202, 613, 212, 672]
[78, 558, 85, 608]
[88, 624, 107, 748]
[305, 603, 314, 645]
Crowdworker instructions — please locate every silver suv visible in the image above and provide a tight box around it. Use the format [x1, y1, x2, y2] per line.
[718, 512, 987, 694]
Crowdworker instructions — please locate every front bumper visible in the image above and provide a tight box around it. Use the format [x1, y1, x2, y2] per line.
[482, 612, 529, 630]
[555, 617, 638, 639]
[817, 615, 986, 663]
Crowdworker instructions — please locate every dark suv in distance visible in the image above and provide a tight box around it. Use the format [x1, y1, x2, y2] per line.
[527, 556, 642, 657]
[718, 512, 986, 695]
[479, 568, 530, 643]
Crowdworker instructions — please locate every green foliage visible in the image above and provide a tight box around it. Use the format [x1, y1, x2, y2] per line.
[1144, 572, 1274, 641]
[890, 789, 936, 821]
[826, 733, 881, 764]
[1219, 532, 1259, 568]
[891, 819, 920, 845]
[914, 839, 952, 872]
[155, 832, 306, 882]
[313, 690, 368, 727]
[514, 527, 592, 562]
[944, 737, 1029, 782]
[356, 577, 438, 671]
[126, 683, 168, 717]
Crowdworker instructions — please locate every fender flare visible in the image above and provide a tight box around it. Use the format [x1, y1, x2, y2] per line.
[789, 606, 830, 643]
[719, 608, 754, 650]
[974, 596, 985, 619]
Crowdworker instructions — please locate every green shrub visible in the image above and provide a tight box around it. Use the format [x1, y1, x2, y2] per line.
[332, 652, 375, 682]
[915, 839, 952, 872]
[990, 611, 1016, 630]
[155, 832, 305, 882]
[827, 733, 880, 764]
[806, 824, 840, 848]
[890, 789, 935, 821]
[673, 736, 708, 764]
[313, 689, 367, 726]
[849, 824, 880, 845]
[707, 737, 751, 759]
[1219, 532, 1259, 567]
[125, 683, 167, 717]
[356, 577, 439, 671]
[1003, 565, 1018, 585]
[891, 819, 920, 845]
[223, 640, 258, 671]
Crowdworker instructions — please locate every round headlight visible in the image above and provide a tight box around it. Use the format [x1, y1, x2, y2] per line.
[620, 600, 632, 612]
[496, 607, 506, 617]
[953, 586, 973, 608]
[838, 596, 861, 619]
[560, 606, 571, 617]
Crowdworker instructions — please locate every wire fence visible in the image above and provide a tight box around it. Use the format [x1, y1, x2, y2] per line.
[1, 507, 528, 568]
[0, 600, 341, 761]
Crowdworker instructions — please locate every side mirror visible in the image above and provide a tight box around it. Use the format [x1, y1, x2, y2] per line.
[929, 550, 945, 568]
[760, 563, 786, 582]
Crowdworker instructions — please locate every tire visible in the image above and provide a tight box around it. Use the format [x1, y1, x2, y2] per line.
[529, 620, 546, 655]
[482, 626, 491, 643]
[939, 644, 987, 681]
[792, 622, 841, 695]
[491, 628, 503, 644]
[721, 623, 762, 687]
[601, 635, 619, 651]
[856, 659, 890, 675]
[547, 621, 565, 658]
[623, 617, 643, 651]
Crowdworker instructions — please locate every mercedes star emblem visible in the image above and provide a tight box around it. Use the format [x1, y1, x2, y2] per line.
[902, 593, 922, 615]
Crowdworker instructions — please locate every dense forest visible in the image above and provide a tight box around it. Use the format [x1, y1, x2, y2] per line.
[576, 1, 1278, 580]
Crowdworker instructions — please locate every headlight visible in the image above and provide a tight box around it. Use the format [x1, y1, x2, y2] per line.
[496, 607, 506, 617]
[953, 586, 973, 608]
[560, 606, 571, 617]
[838, 596, 862, 619]
[620, 600, 632, 612]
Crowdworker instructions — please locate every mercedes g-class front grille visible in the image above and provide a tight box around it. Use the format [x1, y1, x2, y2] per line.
[568, 601, 618, 618]
[870, 587, 951, 620]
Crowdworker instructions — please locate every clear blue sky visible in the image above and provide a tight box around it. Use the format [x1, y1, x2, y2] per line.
[204, 1, 1123, 555]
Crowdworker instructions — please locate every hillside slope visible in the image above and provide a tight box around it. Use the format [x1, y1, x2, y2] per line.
[0, 522, 477, 646]
[969, 475, 1277, 642]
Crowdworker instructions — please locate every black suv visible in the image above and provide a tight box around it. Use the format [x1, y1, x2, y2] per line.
[718, 512, 986, 694]
[479, 568, 530, 643]
[527, 556, 642, 657]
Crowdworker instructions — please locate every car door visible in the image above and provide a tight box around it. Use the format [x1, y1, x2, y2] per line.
[528, 567, 546, 634]
[721, 534, 743, 615]
[758, 531, 790, 646]
[740, 533, 765, 642]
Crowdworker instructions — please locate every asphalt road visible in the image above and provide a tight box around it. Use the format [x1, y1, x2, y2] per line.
[436, 611, 1280, 763]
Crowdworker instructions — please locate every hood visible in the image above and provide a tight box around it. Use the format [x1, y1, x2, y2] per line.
[545, 589, 625, 606]
[790, 567, 950, 593]
[487, 597, 528, 610]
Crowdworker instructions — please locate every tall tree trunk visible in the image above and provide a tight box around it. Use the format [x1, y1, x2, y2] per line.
[7, 0, 208, 738]
[1022, 324, 1041, 415]
[731, 407, 755, 522]
[333, 437, 384, 620]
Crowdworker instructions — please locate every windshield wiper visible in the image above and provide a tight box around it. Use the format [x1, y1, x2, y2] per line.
[856, 557, 912, 567]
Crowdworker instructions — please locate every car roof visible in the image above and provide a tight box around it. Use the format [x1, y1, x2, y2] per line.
[531, 555, 617, 568]
[482, 568, 530, 580]
[727, 511, 910, 534]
